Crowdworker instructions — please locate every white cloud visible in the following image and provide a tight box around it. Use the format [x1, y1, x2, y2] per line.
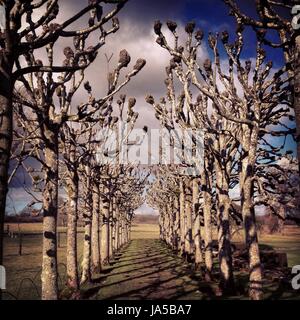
[0, 5, 4, 30]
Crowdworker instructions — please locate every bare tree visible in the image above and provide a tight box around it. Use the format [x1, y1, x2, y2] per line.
[79, 91, 143, 283]
[223, 0, 299, 171]
[0, 0, 129, 298]
[14, 42, 145, 304]
[149, 18, 291, 299]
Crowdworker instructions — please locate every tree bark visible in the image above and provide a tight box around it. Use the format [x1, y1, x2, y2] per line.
[240, 126, 263, 300]
[193, 178, 203, 267]
[41, 132, 59, 300]
[109, 196, 114, 259]
[184, 178, 193, 260]
[174, 196, 180, 251]
[169, 200, 174, 248]
[0, 46, 14, 288]
[215, 155, 234, 293]
[179, 179, 185, 256]
[125, 216, 129, 244]
[166, 203, 171, 246]
[100, 187, 110, 264]
[91, 181, 101, 274]
[120, 213, 125, 247]
[241, 174, 262, 300]
[81, 165, 92, 284]
[81, 213, 92, 284]
[161, 209, 166, 242]
[294, 36, 300, 173]
[114, 203, 120, 252]
[201, 155, 213, 277]
[66, 170, 79, 291]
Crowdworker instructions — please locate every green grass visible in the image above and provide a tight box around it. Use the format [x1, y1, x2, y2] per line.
[260, 240, 300, 267]
[2, 223, 300, 300]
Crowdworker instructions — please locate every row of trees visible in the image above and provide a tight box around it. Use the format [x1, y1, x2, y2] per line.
[0, 0, 149, 299]
[0, 0, 299, 301]
[145, 8, 298, 299]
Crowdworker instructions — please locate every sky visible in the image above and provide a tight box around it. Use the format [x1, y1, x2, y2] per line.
[5, 0, 296, 215]
[0, 5, 4, 30]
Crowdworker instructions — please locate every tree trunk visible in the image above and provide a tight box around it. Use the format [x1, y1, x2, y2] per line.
[193, 178, 203, 267]
[169, 200, 175, 248]
[174, 196, 180, 251]
[100, 188, 110, 264]
[120, 214, 125, 247]
[66, 171, 79, 291]
[125, 219, 129, 244]
[109, 196, 114, 259]
[81, 165, 92, 284]
[179, 179, 185, 256]
[0, 49, 14, 288]
[166, 204, 171, 246]
[184, 178, 193, 260]
[240, 126, 263, 300]
[81, 215, 92, 284]
[159, 214, 164, 240]
[127, 213, 131, 242]
[294, 36, 300, 173]
[41, 134, 59, 300]
[161, 209, 166, 242]
[114, 204, 120, 252]
[91, 182, 101, 274]
[201, 159, 213, 277]
[241, 175, 262, 300]
[215, 157, 234, 293]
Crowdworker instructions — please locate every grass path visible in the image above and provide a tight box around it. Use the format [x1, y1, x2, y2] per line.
[82, 237, 300, 301]
[3, 223, 300, 300]
[84, 239, 214, 300]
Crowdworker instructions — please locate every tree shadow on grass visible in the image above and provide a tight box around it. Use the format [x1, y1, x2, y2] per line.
[82, 239, 220, 300]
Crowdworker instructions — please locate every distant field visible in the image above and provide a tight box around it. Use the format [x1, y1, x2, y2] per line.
[4, 223, 300, 267]
[4, 223, 78, 234]
[131, 223, 160, 239]
[132, 214, 159, 225]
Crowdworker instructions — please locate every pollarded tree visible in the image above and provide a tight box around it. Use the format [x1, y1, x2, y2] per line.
[0, 0, 129, 297]
[224, 0, 300, 171]
[146, 90, 215, 278]
[61, 125, 81, 293]
[146, 171, 173, 244]
[152, 19, 292, 299]
[146, 21, 241, 291]
[98, 164, 148, 263]
[58, 54, 144, 292]
[146, 166, 181, 251]
[115, 167, 149, 245]
[78, 93, 142, 283]
[14, 44, 145, 299]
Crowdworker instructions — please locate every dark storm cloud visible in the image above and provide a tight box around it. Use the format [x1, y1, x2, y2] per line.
[61, 0, 205, 129]
[7, 0, 227, 212]
[117, 0, 185, 25]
